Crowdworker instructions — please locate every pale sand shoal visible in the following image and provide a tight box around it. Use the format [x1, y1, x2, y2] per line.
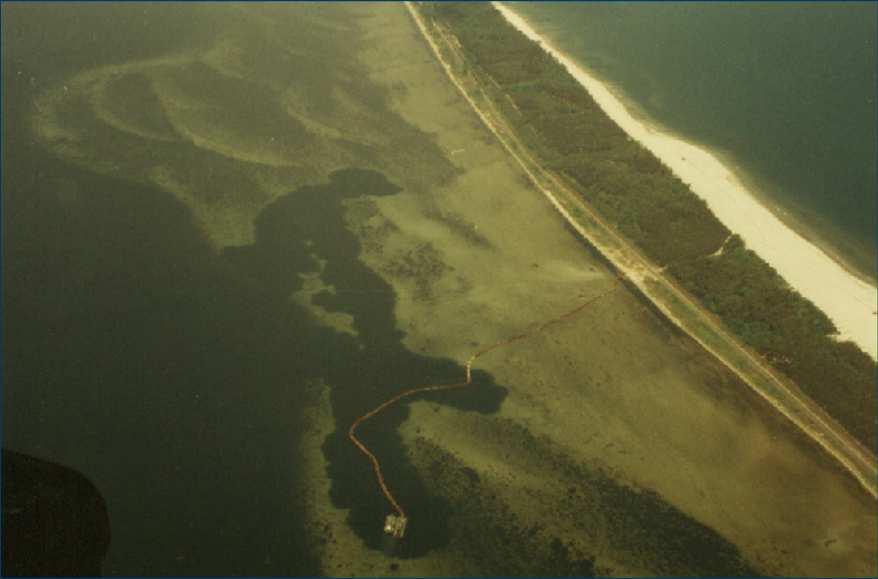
[494, 2, 878, 360]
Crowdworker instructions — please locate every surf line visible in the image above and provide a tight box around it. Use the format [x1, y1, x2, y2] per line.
[348, 285, 618, 539]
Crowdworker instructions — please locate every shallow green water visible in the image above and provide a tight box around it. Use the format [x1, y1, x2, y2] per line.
[0, 4, 785, 574]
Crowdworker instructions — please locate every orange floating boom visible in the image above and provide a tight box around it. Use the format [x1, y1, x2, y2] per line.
[348, 286, 617, 538]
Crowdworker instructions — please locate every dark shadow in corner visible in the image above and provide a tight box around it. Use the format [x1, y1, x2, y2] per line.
[2, 450, 111, 577]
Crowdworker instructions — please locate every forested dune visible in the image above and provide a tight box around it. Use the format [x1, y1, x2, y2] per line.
[425, 1, 876, 451]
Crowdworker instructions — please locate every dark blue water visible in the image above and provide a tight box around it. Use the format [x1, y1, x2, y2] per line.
[511, 2, 877, 280]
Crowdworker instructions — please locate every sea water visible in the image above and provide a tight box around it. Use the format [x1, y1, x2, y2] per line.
[511, 2, 877, 280]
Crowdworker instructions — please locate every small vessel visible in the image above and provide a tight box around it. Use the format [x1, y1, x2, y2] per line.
[384, 514, 408, 539]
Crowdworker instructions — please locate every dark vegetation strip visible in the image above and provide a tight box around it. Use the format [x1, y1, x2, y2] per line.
[411, 417, 758, 576]
[426, 1, 876, 451]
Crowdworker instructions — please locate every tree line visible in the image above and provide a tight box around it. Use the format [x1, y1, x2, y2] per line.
[427, 1, 876, 451]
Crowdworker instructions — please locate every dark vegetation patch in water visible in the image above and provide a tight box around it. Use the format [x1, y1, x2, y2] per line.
[412, 417, 760, 576]
[3, 5, 492, 568]
[234, 168, 508, 557]
[4, 155, 506, 573]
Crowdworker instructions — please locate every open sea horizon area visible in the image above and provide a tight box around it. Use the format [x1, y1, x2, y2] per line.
[495, 1, 877, 360]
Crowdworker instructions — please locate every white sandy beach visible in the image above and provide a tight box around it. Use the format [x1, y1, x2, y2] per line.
[494, 2, 878, 360]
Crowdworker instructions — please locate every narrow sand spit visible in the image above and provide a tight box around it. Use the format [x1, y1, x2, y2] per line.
[494, 2, 878, 360]
[408, 0, 876, 501]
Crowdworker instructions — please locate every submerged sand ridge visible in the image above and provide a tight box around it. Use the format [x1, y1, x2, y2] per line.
[29, 4, 456, 250]
[493, 2, 878, 360]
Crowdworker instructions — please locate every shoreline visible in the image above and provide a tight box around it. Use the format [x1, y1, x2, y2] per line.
[515, 22, 878, 289]
[406, 1, 877, 499]
[595, 73, 877, 289]
[493, 2, 878, 360]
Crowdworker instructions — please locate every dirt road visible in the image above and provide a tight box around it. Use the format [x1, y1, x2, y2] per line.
[406, 1, 877, 500]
